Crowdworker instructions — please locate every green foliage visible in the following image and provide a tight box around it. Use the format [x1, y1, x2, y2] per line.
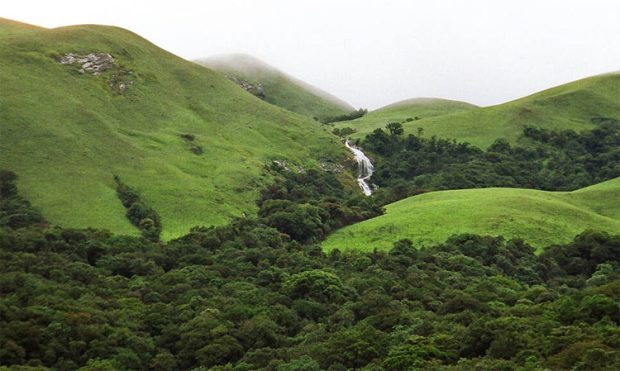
[257, 166, 383, 242]
[332, 126, 356, 137]
[323, 178, 620, 251]
[337, 74, 620, 148]
[114, 176, 161, 241]
[364, 122, 620, 199]
[276, 355, 320, 371]
[259, 200, 325, 242]
[0, 170, 45, 229]
[0, 22, 346, 238]
[1, 166, 618, 370]
[321, 108, 368, 124]
[385, 122, 404, 136]
[1, 214, 619, 370]
[2, 18, 620, 371]
[0, 170, 18, 198]
[284, 269, 347, 303]
[324, 122, 620, 250]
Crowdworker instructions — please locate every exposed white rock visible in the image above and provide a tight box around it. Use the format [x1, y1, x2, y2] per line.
[59, 53, 116, 74]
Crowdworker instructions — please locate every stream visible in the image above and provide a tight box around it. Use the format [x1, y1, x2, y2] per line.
[345, 140, 374, 196]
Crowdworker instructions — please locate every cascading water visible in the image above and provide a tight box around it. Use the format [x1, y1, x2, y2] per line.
[345, 140, 374, 196]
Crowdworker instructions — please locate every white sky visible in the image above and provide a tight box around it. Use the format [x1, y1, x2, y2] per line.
[3, 0, 620, 109]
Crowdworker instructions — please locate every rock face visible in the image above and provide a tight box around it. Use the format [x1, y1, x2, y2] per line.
[59, 53, 116, 75]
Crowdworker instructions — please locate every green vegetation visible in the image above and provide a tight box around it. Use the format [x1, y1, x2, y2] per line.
[0, 17, 42, 39]
[334, 97, 477, 138]
[1, 177, 619, 370]
[323, 178, 620, 251]
[0, 170, 46, 229]
[0, 21, 347, 239]
[321, 107, 368, 124]
[362, 120, 620, 204]
[197, 53, 354, 121]
[2, 17, 620, 371]
[257, 165, 383, 242]
[338, 74, 620, 148]
[114, 176, 161, 241]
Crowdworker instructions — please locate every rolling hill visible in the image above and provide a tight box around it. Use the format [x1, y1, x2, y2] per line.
[322, 177, 620, 252]
[336, 73, 620, 148]
[334, 97, 477, 135]
[196, 53, 354, 120]
[0, 19, 347, 239]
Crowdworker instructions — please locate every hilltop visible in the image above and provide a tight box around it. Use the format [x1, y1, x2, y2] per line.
[0, 19, 347, 239]
[335, 97, 477, 135]
[0, 17, 43, 38]
[323, 177, 620, 252]
[337, 73, 620, 148]
[196, 53, 354, 120]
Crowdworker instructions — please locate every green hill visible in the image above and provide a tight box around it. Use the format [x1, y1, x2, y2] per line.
[337, 73, 620, 148]
[0, 20, 347, 239]
[323, 177, 620, 252]
[196, 54, 354, 120]
[0, 17, 43, 39]
[335, 97, 477, 135]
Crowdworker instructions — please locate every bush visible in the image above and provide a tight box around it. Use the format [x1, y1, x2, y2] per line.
[114, 176, 161, 241]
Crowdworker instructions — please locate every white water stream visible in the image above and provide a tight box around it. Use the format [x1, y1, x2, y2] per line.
[345, 140, 374, 196]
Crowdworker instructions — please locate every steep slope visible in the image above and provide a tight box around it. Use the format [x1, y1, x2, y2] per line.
[196, 53, 354, 120]
[0, 20, 346, 239]
[323, 178, 620, 252]
[335, 98, 477, 135]
[338, 73, 620, 148]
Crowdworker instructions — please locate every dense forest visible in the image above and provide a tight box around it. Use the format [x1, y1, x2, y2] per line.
[1, 168, 619, 370]
[349, 118, 620, 204]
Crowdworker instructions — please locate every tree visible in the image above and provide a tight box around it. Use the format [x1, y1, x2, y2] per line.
[0, 170, 18, 198]
[284, 269, 348, 303]
[386, 122, 404, 136]
[277, 355, 320, 371]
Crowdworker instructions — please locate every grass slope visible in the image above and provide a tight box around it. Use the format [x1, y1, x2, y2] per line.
[0, 17, 43, 39]
[335, 97, 477, 135]
[323, 178, 620, 252]
[338, 74, 620, 148]
[196, 54, 354, 120]
[0, 20, 346, 239]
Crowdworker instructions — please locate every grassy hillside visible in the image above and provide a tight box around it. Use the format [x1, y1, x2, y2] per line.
[323, 177, 620, 252]
[335, 97, 477, 135]
[0, 20, 347, 239]
[0, 17, 43, 39]
[338, 74, 620, 148]
[196, 54, 354, 120]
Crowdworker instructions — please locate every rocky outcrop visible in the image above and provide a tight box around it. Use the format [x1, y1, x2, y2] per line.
[58, 52, 134, 94]
[319, 161, 345, 173]
[59, 53, 116, 75]
[271, 160, 305, 174]
[227, 75, 265, 99]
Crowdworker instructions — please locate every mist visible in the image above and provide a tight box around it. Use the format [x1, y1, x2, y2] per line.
[3, 0, 619, 109]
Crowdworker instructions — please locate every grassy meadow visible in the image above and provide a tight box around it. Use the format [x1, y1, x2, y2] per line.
[323, 177, 620, 252]
[337, 73, 620, 148]
[0, 20, 347, 239]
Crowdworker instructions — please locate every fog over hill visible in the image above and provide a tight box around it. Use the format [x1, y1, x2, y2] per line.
[197, 53, 354, 120]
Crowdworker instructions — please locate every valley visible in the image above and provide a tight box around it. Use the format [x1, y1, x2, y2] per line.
[1, 11, 619, 371]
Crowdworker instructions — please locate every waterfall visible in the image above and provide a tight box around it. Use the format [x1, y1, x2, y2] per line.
[345, 140, 374, 196]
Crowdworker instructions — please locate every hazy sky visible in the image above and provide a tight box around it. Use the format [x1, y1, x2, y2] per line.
[3, 0, 620, 109]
